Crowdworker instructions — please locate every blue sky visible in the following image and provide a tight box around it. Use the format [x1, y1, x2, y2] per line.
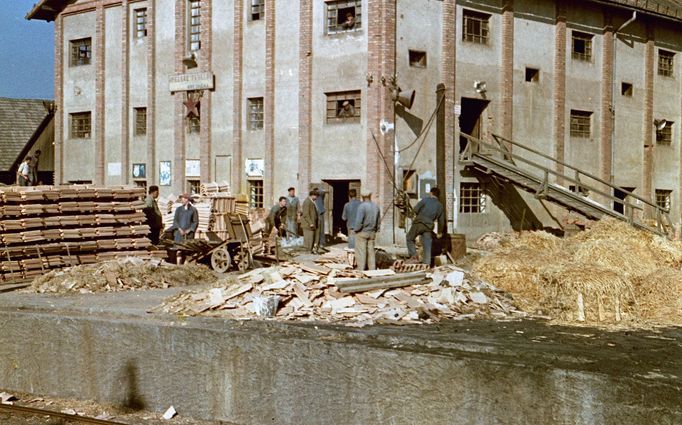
[0, 0, 54, 100]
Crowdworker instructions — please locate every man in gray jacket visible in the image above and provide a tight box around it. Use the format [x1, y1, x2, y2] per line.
[406, 187, 445, 265]
[353, 190, 381, 271]
[341, 188, 361, 249]
[172, 193, 198, 243]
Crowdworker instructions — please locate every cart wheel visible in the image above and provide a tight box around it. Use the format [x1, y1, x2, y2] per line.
[234, 251, 250, 272]
[210, 247, 231, 273]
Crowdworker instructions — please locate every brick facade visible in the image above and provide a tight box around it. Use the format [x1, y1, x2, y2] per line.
[642, 32, 655, 218]
[121, 0, 130, 185]
[264, 0, 276, 203]
[500, 1, 514, 146]
[54, 15, 64, 184]
[232, 0, 243, 194]
[552, 5, 567, 182]
[95, 4, 106, 185]
[200, 0, 213, 183]
[442, 0, 457, 233]
[600, 17, 614, 184]
[297, 0, 312, 197]
[147, 0, 157, 184]
[173, 0, 186, 191]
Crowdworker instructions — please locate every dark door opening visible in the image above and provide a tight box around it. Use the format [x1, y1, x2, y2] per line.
[322, 179, 361, 238]
[613, 187, 636, 215]
[459, 97, 490, 153]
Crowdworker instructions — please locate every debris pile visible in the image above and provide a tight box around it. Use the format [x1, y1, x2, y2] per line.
[31, 257, 218, 294]
[473, 218, 682, 327]
[153, 262, 524, 326]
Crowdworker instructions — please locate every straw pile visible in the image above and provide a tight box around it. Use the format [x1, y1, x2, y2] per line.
[31, 257, 218, 294]
[473, 218, 682, 327]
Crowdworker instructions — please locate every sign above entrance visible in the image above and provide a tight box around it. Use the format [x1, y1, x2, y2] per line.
[169, 72, 214, 92]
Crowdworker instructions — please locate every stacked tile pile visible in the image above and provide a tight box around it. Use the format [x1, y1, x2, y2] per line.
[0, 186, 153, 282]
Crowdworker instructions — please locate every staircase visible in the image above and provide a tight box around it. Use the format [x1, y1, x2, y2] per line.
[459, 133, 673, 237]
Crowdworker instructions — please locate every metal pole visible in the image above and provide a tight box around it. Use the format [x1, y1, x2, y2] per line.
[436, 83, 447, 231]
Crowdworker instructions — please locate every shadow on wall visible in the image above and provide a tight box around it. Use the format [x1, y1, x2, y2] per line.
[117, 359, 146, 411]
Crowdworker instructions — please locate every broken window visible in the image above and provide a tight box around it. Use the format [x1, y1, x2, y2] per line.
[326, 90, 361, 123]
[656, 121, 673, 145]
[250, 0, 265, 21]
[525, 67, 539, 82]
[70, 112, 91, 139]
[70, 38, 92, 66]
[463, 9, 490, 44]
[459, 182, 486, 213]
[658, 50, 674, 77]
[248, 180, 264, 208]
[135, 8, 147, 38]
[326, 1, 362, 34]
[621, 82, 633, 97]
[409, 50, 427, 68]
[570, 110, 592, 138]
[571, 31, 593, 62]
[248, 97, 264, 130]
[655, 189, 672, 211]
[134, 107, 147, 136]
[188, 0, 201, 51]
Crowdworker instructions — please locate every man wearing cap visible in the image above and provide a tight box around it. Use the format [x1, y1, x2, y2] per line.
[266, 196, 288, 237]
[172, 193, 198, 243]
[285, 186, 300, 239]
[406, 187, 445, 265]
[353, 190, 381, 270]
[143, 185, 163, 245]
[337, 100, 356, 118]
[301, 189, 319, 253]
[342, 188, 361, 249]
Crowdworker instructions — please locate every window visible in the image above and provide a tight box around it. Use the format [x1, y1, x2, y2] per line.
[570, 110, 592, 138]
[326, 90, 361, 123]
[658, 50, 674, 77]
[326, 1, 361, 34]
[569, 184, 589, 196]
[188, 0, 201, 51]
[247, 97, 264, 130]
[70, 38, 92, 66]
[655, 189, 672, 211]
[525, 67, 539, 82]
[571, 31, 593, 62]
[463, 10, 490, 44]
[135, 8, 147, 38]
[656, 121, 673, 145]
[70, 112, 91, 139]
[134, 180, 147, 189]
[188, 115, 200, 134]
[187, 180, 201, 195]
[248, 180, 264, 208]
[621, 82, 633, 97]
[409, 50, 427, 68]
[459, 182, 486, 213]
[134, 107, 147, 136]
[250, 0, 264, 21]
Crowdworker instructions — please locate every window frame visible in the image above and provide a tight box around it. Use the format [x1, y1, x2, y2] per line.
[187, 179, 201, 195]
[656, 121, 674, 146]
[69, 38, 92, 67]
[134, 107, 147, 136]
[459, 182, 487, 214]
[570, 110, 592, 138]
[134, 8, 148, 38]
[250, 0, 265, 21]
[408, 50, 427, 68]
[325, 0, 362, 35]
[188, 0, 201, 51]
[248, 180, 264, 208]
[247, 97, 264, 130]
[325, 90, 361, 124]
[462, 9, 490, 45]
[571, 31, 593, 62]
[658, 50, 674, 77]
[655, 189, 672, 211]
[69, 112, 92, 139]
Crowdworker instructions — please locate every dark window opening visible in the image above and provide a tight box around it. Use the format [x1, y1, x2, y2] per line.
[621, 82, 633, 97]
[570, 110, 592, 138]
[409, 50, 427, 68]
[463, 9, 490, 44]
[70, 38, 92, 66]
[249, 180, 264, 208]
[525, 67, 539, 82]
[250, 0, 264, 21]
[572, 31, 593, 62]
[326, 1, 361, 34]
[658, 50, 674, 77]
[326, 90, 361, 123]
[656, 121, 673, 145]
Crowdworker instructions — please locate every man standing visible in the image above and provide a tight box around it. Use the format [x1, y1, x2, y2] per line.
[266, 196, 288, 237]
[172, 193, 198, 243]
[341, 188, 361, 249]
[353, 190, 381, 271]
[143, 185, 163, 245]
[31, 150, 41, 185]
[314, 187, 327, 249]
[17, 157, 33, 186]
[406, 187, 445, 265]
[301, 190, 319, 253]
[285, 187, 300, 239]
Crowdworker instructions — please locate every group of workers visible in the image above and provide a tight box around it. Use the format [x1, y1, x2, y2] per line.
[143, 186, 197, 247]
[16, 150, 42, 186]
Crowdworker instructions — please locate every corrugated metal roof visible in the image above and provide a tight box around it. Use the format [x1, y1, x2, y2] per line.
[0, 98, 52, 171]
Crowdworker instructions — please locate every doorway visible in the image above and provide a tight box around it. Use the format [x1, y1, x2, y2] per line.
[321, 179, 361, 238]
[459, 97, 490, 153]
[613, 187, 636, 215]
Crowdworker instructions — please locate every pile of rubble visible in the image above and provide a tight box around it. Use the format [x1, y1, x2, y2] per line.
[31, 257, 218, 294]
[153, 262, 525, 326]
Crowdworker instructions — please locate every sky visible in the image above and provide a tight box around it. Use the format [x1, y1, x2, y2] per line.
[0, 0, 55, 100]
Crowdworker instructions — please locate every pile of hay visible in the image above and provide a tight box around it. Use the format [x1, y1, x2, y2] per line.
[473, 218, 682, 327]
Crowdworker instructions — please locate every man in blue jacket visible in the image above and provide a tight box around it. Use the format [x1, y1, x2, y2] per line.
[406, 187, 445, 265]
[341, 188, 361, 248]
[353, 190, 381, 271]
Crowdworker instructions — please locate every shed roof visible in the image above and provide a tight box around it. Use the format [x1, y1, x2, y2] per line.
[0, 98, 53, 171]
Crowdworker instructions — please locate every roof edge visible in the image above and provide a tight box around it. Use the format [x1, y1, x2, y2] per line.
[25, 0, 72, 22]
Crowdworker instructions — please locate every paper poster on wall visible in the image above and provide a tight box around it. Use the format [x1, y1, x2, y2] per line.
[185, 159, 201, 177]
[107, 162, 121, 177]
[245, 158, 264, 177]
[132, 163, 146, 179]
[159, 161, 172, 186]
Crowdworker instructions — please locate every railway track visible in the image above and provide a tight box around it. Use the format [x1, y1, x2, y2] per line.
[0, 402, 127, 424]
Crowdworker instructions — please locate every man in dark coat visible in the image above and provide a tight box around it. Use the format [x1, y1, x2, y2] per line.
[172, 193, 198, 242]
[301, 190, 319, 253]
[406, 187, 445, 265]
[143, 185, 163, 245]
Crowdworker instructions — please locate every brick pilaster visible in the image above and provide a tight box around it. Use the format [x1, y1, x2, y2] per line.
[200, 0, 212, 183]
[174, 0, 187, 193]
[500, 1, 514, 147]
[54, 15, 64, 184]
[442, 0, 456, 232]
[380, 0, 396, 235]
[298, 0, 312, 196]
[264, 0, 276, 204]
[642, 28, 655, 217]
[600, 16, 614, 185]
[147, 0, 156, 184]
[95, 4, 106, 185]
[553, 5, 567, 183]
[233, 0, 244, 194]
[121, 0, 130, 185]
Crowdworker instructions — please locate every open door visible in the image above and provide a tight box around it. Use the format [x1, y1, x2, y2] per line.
[459, 97, 490, 153]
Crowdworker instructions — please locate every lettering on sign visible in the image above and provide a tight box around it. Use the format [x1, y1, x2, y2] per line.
[169, 72, 215, 92]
